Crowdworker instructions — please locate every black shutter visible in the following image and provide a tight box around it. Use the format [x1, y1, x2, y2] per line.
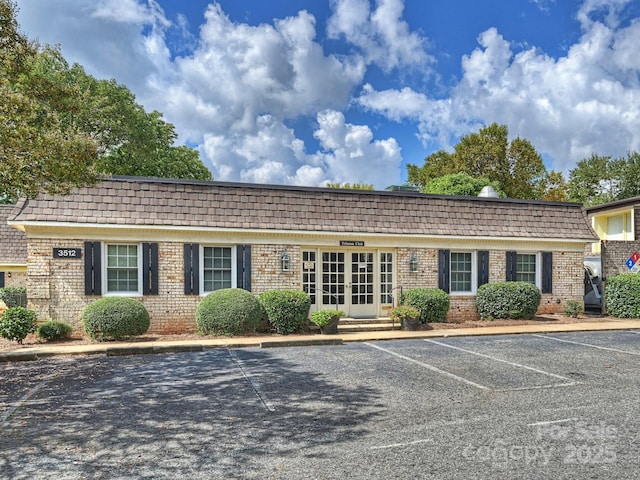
[505, 251, 517, 282]
[184, 243, 199, 295]
[0, 272, 5, 288]
[84, 241, 102, 295]
[143, 243, 159, 295]
[438, 249, 450, 293]
[477, 251, 489, 287]
[542, 252, 553, 294]
[236, 244, 252, 291]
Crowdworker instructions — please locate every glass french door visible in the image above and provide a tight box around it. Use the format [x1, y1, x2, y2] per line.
[319, 251, 377, 317]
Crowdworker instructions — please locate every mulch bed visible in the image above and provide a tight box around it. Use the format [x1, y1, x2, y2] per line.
[0, 312, 616, 351]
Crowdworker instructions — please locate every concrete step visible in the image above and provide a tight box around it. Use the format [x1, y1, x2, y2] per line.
[308, 317, 402, 333]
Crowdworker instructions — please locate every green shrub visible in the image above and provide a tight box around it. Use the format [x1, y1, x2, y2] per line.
[0, 307, 37, 343]
[196, 288, 263, 336]
[0, 287, 27, 308]
[389, 305, 421, 322]
[401, 288, 450, 323]
[309, 310, 344, 326]
[37, 321, 73, 341]
[476, 281, 541, 320]
[564, 300, 583, 318]
[82, 297, 150, 341]
[605, 274, 640, 318]
[258, 289, 311, 334]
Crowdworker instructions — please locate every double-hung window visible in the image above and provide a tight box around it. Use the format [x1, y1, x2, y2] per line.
[516, 253, 538, 285]
[450, 251, 475, 294]
[202, 246, 236, 293]
[450, 252, 473, 293]
[105, 244, 141, 295]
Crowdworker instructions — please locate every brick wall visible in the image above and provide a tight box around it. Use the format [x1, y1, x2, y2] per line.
[398, 248, 584, 321]
[602, 241, 640, 277]
[24, 238, 586, 333]
[252, 244, 301, 292]
[27, 239, 201, 334]
[1, 270, 26, 288]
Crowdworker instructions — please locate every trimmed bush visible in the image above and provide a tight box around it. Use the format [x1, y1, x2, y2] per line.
[0, 307, 37, 343]
[564, 300, 583, 318]
[37, 321, 74, 341]
[605, 274, 640, 318]
[258, 289, 311, 334]
[196, 288, 263, 336]
[401, 288, 450, 323]
[0, 287, 27, 308]
[476, 281, 541, 320]
[82, 297, 150, 341]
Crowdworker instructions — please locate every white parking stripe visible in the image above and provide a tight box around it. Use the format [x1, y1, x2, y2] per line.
[528, 418, 577, 427]
[531, 334, 640, 355]
[424, 339, 574, 381]
[364, 342, 490, 390]
[227, 349, 276, 412]
[627, 331, 640, 335]
[370, 438, 433, 450]
[1, 381, 49, 427]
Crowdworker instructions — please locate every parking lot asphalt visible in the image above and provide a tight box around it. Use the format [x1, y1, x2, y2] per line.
[2, 330, 640, 479]
[1, 318, 639, 362]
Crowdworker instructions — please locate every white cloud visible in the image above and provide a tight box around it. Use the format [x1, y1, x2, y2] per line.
[311, 110, 402, 185]
[17, 0, 409, 188]
[359, 1, 640, 172]
[327, 0, 432, 72]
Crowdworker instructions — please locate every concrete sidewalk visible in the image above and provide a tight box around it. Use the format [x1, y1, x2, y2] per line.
[2, 318, 639, 362]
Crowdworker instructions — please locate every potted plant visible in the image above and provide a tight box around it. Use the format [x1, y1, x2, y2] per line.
[310, 310, 344, 334]
[390, 305, 421, 331]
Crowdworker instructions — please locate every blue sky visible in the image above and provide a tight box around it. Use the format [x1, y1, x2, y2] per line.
[15, 0, 640, 188]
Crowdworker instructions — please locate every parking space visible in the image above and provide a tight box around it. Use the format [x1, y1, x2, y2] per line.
[1, 331, 640, 479]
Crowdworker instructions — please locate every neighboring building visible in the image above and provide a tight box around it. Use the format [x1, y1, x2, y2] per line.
[586, 197, 638, 254]
[0, 205, 27, 289]
[7, 177, 597, 333]
[586, 197, 640, 278]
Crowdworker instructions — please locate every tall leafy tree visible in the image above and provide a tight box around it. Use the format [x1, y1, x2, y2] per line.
[1, 0, 211, 202]
[407, 122, 566, 200]
[568, 151, 640, 206]
[423, 173, 504, 197]
[1, 0, 98, 200]
[567, 154, 619, 206]
[406, 150, 453, 187]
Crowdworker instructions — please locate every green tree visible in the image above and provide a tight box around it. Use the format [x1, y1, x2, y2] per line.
[407, 150, 453, 187]
[615, 151, 640, 201]
[567, 154, 619, 206]
[568, 151, 640, 206]
[539, 170, 568, 202]
[1, 0, 98, 200]
[422, 173, 504, 197]
[1, 0, 211, 202]
[406, 123, 565, 200]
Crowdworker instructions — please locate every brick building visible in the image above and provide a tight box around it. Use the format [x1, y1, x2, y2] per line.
[0, 205, 27, 289]
[6, 177, 597, 333]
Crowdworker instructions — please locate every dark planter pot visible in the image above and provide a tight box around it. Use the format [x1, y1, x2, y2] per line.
[400, 317, 420, 331]
[319, 316, 340, 334]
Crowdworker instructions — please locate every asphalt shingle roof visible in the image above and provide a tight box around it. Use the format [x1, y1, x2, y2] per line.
[9, 177, 597, 241]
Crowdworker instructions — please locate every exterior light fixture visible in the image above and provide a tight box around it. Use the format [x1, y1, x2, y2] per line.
[281, 250, 291, 272]
[409, 252, 418, 273]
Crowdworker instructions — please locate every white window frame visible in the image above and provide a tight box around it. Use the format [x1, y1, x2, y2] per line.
[516, 252, 542, 288]
[102, 243, 143, 296]
[200, 245, 237, 295]
[450, 251, 476, 295]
